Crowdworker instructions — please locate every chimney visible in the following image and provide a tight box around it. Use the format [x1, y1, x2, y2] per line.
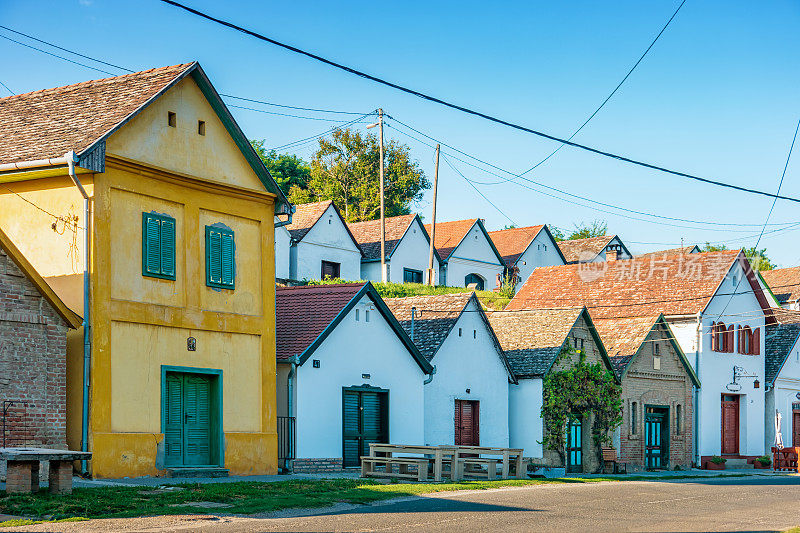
[606, 250, 619, 262]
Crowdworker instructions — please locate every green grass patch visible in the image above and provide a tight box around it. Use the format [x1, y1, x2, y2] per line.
[0, 473, 752, 526]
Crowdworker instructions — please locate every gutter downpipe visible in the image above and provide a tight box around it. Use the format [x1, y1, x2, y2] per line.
[423, 365, 436, 385]
[274, 205, 295, 228]
[411, 307, 416, 341]
[694, 311, 702, 467]
[66, 151, 92, 475]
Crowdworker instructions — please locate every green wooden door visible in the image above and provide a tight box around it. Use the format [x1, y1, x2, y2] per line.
[163, 373, 214, 467]
[342, 388, 388, 467]
[566, 418, 582, 473]
[645, 407, 669, 470]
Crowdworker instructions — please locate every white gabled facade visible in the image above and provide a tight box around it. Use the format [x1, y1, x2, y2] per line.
[274, 219, 291, 280]
[443, 222, 505, 290]
[359, 216, 440, 285]
[290, 203, 362, 281]
[765, 325, 800, 451]
[513, 230, 565, 288]
[668, 259, 768, 460]
[423, 298, 512, 448]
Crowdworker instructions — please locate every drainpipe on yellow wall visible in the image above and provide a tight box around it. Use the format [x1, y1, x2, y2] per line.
[66, 151, 92, 475]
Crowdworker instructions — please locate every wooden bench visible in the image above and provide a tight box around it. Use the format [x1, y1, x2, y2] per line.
[601, 447, 625, 474]
[455, 457, 499, 480]
[368, 444, 458, 481]
[451, 446, 525, 480]
[361, 456, 430, 481]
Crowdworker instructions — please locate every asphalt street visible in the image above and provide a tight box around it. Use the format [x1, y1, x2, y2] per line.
[16, 475, 800, 532]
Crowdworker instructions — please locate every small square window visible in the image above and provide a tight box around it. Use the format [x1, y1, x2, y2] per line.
[654, 343, 660, 356]
[365, 310, 370, 322]
[167, 111, 176, 127]
[198, 120, 206, 136]
[355, 309, 360, 322]
[473, 330, 477, 339]
[458, 328, 462, 337]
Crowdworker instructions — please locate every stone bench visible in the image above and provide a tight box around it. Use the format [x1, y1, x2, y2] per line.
[0, 448, 92, 495]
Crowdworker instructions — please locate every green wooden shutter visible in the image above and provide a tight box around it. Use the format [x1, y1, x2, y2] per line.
[342, 390, 360, 467]
[142, 212, 176, 280]
[205, 226, 235, 289]
[164, 374, 183, 466]
[184, 375, 212, 466]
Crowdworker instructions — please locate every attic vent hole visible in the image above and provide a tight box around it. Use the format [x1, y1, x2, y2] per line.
[198, 120, 206, 136]
[168, 111, 176, 127]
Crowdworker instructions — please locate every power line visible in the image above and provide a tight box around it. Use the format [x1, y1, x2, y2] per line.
[517, 0, 687, 179]
[0, 33, 117, 76]
[0, 79, 14, 95]
[269, 112, 376, 152]
[440, 154, 517, 227]
[219, 93, 364, 115]
[225, 102, 368, 122]
[159, 0, 800, 204]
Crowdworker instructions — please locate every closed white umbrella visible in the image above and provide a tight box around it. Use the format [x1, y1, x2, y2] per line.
[775, 410, 784, 449]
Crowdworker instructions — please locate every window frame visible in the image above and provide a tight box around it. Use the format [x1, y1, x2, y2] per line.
[321, 260, 341, 280]
[403, 268, 423, 284]
[142, 212, 176, 281]
[205, 225, 236, 290]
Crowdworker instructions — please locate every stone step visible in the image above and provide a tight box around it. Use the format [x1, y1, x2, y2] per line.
[165, 467, 229, 479]
[723, 458, 754, 469]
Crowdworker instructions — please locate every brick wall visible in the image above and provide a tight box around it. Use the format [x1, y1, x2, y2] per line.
[619, 324, 694, 471]
[0, 248, 70, 480]
[291, 458, 344, 473]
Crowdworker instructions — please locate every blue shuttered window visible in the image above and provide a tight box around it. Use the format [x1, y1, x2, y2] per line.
[205, 225, 235, 289]
[142, 212, 176, 280]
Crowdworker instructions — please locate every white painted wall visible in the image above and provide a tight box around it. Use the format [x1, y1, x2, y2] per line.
[669, 261, 767, 457]
[444, 223, 504, 289]
[424, 299, 509, 447]
[291, 204, 362, 281]
[514, 230, 565, 289]
[766, 335, 800, 450]
[294, 295, 426, 459]
[274, 221, 291, 280]
[360, 219, 439, 284]
[508, 378, 544, 458]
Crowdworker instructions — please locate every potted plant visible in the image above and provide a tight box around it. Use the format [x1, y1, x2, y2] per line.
[754, 455, 771, 469]
[706, 456, 726, 470]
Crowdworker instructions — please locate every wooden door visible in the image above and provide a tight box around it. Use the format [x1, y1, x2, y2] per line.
[342, 388, 388, 467]
[455, 400, 479, 446]
[793, 412, 800, 447]
[163, 373, 214, 467]
[566, 418, 582, 473]
[645, 407, 669, 469]
[721, 395, 740, 455]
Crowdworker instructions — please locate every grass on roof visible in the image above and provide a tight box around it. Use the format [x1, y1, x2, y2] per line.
[303, 279, 511, 310]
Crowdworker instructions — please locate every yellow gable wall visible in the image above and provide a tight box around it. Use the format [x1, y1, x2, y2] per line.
[105, 76, 265, 192]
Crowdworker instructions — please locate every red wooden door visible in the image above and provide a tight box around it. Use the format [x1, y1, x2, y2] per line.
[793, 412, 800, 447]
[455, 400, 479, 446]
[721, 395, 740, 455]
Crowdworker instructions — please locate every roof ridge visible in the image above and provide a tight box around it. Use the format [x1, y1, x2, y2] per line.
[0, 63, 195, 104]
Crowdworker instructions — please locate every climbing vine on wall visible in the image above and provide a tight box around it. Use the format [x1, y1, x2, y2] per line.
[541, 342, 623, 462]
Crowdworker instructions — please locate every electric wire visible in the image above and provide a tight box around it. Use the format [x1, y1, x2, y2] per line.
[225, 103, 368, 122]
[159, 0, 800, 204]
[0, 79, 14, 95]
[0, 33, 117, 76]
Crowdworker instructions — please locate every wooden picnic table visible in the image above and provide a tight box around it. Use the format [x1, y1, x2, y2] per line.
[0, 447, 91, 495]
[367, 443, 459, 482]
[449, 446, 526, 480]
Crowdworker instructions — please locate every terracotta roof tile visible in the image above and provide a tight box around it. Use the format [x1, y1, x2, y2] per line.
[556, 235, 616, 263]
[766, 323, 800, 384]
[487, 308, 583, 377]
[0, 64, 194, 163]
[348, 214, 421, 261]
[487, 225, 544, 267]
[423, 219, 479, 260]
[275, 283, 365, 360]
[593, 316, 660, 376]
[507, 250, 743, 318]
[384, 293, 473, 360]
[762, 266, 800, 306]
[637, 246, 699, 258]
[285, 201, 334, 241]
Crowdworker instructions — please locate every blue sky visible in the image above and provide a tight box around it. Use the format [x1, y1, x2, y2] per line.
[2, 0, 799, 265]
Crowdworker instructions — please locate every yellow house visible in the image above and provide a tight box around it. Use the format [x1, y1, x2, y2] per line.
[0, 62, 291, 478]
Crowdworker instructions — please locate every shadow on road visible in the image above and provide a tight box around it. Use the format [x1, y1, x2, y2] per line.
[316, 494, 539, 517]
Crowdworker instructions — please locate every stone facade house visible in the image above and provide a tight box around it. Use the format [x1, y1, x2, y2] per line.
[487, 307, 616, 473]
[0, 228, 81, 480]
[384, 293, 515, 449]
[594, 314, 700, 471]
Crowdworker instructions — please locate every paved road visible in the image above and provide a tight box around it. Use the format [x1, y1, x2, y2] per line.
[17, 476, 800, 532]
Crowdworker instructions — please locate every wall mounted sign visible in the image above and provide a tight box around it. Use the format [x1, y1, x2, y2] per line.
[187, 337, 196, 351]
[725, 382, 742, 392]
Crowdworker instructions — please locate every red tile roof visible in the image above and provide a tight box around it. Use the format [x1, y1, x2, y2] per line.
[762, 266, 800, 306]
[556, 235, 615, 263]
[348, 214, 426, 261]
[637, 246, 699, 258]
[507, 250, 747, 318]
[276, 283, 365, 360]
[0, 64, 194, 164]
[285, 201, 335, 241]
[423, 219, 479, 260]
[487, 225, 545, 267]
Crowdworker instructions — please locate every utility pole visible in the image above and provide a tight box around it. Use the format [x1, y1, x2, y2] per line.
[427, 144, 440, 285]
[367, 109, 387, 282]
[378, 109, 386, 283]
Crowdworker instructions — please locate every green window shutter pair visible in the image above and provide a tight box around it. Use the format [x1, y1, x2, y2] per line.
[142, 212, 176, 280]
[205, 226, 235, 289]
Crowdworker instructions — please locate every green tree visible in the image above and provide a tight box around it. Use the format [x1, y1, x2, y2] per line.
[294, 128, 429, 222]
[700, 243, 776, 270]
[700, 242, 728, 252]
[567, 220, 608, 240]
[250, 140, 311, 195]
